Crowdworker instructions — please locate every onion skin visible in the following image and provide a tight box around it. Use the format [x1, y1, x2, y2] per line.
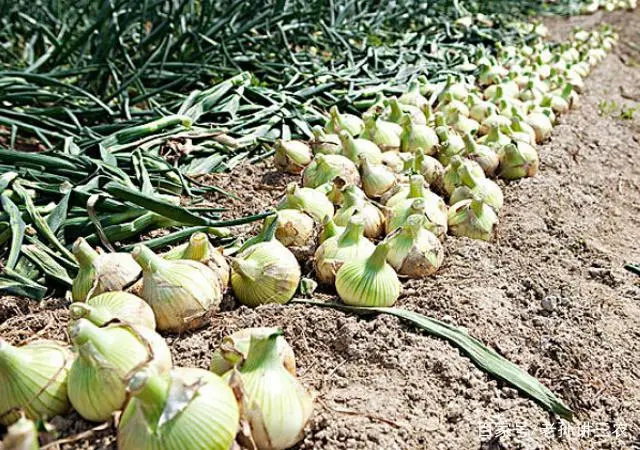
[387, 216, 444, 278]
[0, 339, 71, 426]
[231, 240, 301, 307]
[447, 198, 498, 241]
[273, 140, 312, 174]
[335, 241, 401, 307]
[2, 416, 39, 450]
[69, 292, 156, 330]
[302, 154, 360, 188]
[118, 368, 239, 450]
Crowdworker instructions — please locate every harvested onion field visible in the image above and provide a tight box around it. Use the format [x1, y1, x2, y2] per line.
[1, 1, 639, 449]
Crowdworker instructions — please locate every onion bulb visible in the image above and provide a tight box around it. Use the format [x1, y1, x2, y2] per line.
[0, 339, 71, 426]
[333, 185, 385, 239]
[69, 291, 156, 330]
[462, 133, 499, 177]
[71, 238, 141, 302]
[339, 131, 382, 165]
[118, 367, 239, 450]
[133, 244, 223, 332]
[314, 214, 375, 284]
[67, 319, 172, 421]
[325, 106, 364, 136]
[442, 156, 486, 196]
[360, 156, 397, 199]
[384, 97, 427, 125]
[386, 215, 444, 278]
[410, 149, 445, 191]
[279, 182, 334, 222]
[449, 166, 504, 212]
[400, 115, 439, 154]
[210, 327, 296, 377]
[434, 124, 465, 166]
[231, 217, 301, 307]
[398, 80, 429, 109]
[525, 111, 553, 143]
[335, 240, 401, 307]
[272, 209, 316, 261]
[273, 140, 312, 174]
[229, 329, 313, 450]
[363, 116, 402, 150]
[384, 194, 448, 240]
[163, 232, 230, 292]
[311, 126, 342, 155]
[302, 154, 360, 188]
[497, 142, 539, 180]
[448, 195, 499, 241]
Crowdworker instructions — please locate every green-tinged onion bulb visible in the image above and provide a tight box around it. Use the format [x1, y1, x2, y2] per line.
[382, 174, 431, 207]
[133, 244, 223, 332]
[363, 116, 402, 150]
[434, 125, 465, 166]
[442, 156, 486, 196]
[210, 327, 296, 377]
[163, 232, 230, 291]
[339, 131, 382, 165]
[449, 167, 504, 212]
[118, 367, 239, 450]
[335, 240, 401, 307]
[525, 112, 553, 143]
[469, 98, 498, 123]
[462, 133, 499, 177]
[398, 80, 429, 109]
[2, 415, 39, 450]
[439, 95, 470, 120]
[0, 339, 71, 426]
[477, 124, 512, 149]
[384, 195, 448, 240]
[497, 142, 539, 180]
[448, 196, 498, 241]
[387, 215, 444, 278]
[400, 115, 439, 154]
[231, 239, 300, 307]
[360, 156, 396, 199]
[302, 154, 360, 188]
[325, 106, 364, 136]
[71, 238, 142, 302]
[311, 126, 342, 155]
[273, 140, 312, 174]
[449, 111, 480, 136]
[318, 216, 345, 245]
[333, 185, 385, 239]
[69, 291, 156, 329]
[314, 214, 375, 284]
[230, 329, 313, 450]
[279, 182, 334, 222]
[478, 114, 511, 136]
[510, 117, 537, 146]
[68, 319, 172, 422]
[410, 149, 445, 191]
[384, 97, 427, 125]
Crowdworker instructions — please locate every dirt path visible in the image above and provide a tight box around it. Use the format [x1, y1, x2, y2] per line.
[1, 8, 639, 450]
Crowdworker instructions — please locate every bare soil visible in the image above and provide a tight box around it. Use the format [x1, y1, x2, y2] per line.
[2, 8, 640, 450]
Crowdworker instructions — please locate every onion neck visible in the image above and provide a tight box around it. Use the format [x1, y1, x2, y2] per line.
[69, 319, 108, 349]
[463, 133, 477, 154]
[407, 175, 425, 199]
[73, 239, 99, 268]
[242, 331, 282, 372]
[69, 303, 111, 326]
[322, 218, 340, 240]
[183, 233, 210, 261]
[132, 245, 167, 274]
[338, 219, 365, 246]
[366, 241, 391, 271]
[131, 372, 170, 427]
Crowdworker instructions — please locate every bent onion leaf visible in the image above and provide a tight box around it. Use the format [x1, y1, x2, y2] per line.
[293, 299, 573, 419]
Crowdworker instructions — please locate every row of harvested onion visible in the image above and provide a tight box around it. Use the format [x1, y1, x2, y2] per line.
[0, 26, 617, 450]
